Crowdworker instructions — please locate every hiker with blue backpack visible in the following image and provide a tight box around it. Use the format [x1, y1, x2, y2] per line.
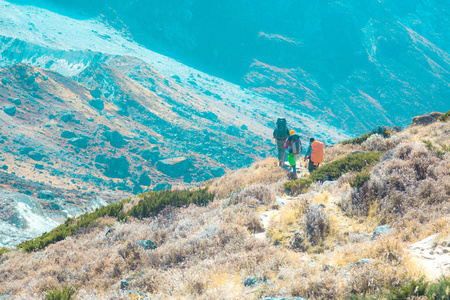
[273, 118, 290, 166]
[284, 130, 302, 173]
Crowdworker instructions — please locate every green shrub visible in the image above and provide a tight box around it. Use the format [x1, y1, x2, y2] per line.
[129, 189, 214, 219]
[18, 189, 214, 252]
[350, 171, 371, 188]
[341, 126, 392, 145]
[18, 201, 127, 253]
[423, 139, 450, 159]
[285, 152, 381, 195]
[384, 276, 450, 300]
[426, 277, 450, 300]
[385, 277, 428, 299]
[283, 178, 312, 195]
[341, 132, 372, 145]
[309, 152, 381, 182]
[44, 286, 76, 300]
[439, 110, 450, 122]
[0, 247, 11, 256]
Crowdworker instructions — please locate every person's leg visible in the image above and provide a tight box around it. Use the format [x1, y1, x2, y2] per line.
[308, 159, 314, 173]
[277, 140, 285, 165]
[293, 165, 297, 173]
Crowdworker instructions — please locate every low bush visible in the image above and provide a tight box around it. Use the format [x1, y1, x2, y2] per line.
[18, 189, 213, 253]
[304, 205, 330, 246]
[129, 189, 214, 219]
[285, 152, 381, 195]
[0, 247, 11, 256]
[423, 139, 450, 159]
[350, 171, 371, 188]
[343, 143, 450, 222]
[309, 152, 381, 182]
[44, 285, 76, 300]
[341, 132, 372, 145]
[426, 277, 450, 300]
[230, 185, 273, 205]
[385, 276, 450, 300]
[284, 178, 313, 195]
[18, 201, 126, 253]
[439, 110, 450, 122]
[341, 126, 392, 146]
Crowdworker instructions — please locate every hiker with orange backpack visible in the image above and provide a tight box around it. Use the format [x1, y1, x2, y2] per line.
[284, 130, 302, 173]
[304, 138, 324, 173]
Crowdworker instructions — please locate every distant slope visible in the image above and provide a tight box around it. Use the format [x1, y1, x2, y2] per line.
[0, 0, 350, 247]
[13, 0, 449, 133]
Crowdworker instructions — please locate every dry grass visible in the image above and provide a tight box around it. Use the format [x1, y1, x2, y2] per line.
[207, 158, 287, 198]
[1, 121, 449, 299]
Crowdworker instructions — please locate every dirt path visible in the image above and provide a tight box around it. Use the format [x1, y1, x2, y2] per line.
[254, 162, 307, 241]
[409, 234, 450, 280]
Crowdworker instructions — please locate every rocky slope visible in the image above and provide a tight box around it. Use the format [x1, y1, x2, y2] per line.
[0, 115, 449, 299]
[0, 0, 350, 247]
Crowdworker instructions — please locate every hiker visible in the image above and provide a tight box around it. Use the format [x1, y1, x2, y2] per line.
[287, 149, 297, 173]
[273, 118, 290, 166]
[304, 138, 324, 173]
[284, 130, 302, 173]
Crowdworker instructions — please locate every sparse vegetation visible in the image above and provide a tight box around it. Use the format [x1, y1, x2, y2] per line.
[341, 132, 373, 145]
[283, 178, 313, 195]
[439, 110, 450, 122]
[342, 143, 450, 224]
[129, 189, 214, 219]
[285, 152, 381, 195]
[423, 139, 450, 159]
[18, 200, 127, 253]
[383, 276, 450, 300]
[0, 247, 11, 256]
[341, 126, 392, 146]
[1, 120, 449, 299]
[350, 171, 371, 188]
[304, 205, 330, 246]
[44, 285, 77, 300]
[18, 189, 213, 253]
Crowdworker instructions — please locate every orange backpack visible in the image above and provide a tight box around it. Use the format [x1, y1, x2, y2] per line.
[310, 141, 324, 166]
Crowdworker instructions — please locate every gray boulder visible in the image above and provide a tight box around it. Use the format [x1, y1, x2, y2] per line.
[210, 167, 226, 178]
[349, 258, 375, 269]
[3, 105, 16, 116]
[140, 147, 160, 162]
[37, 190, 55, 200]
[68, 137, 88, 149]
[153, 183, 172, 191]
[19, 147, 35, 155]
[226, 125, 241, 136]
[263, 298, 307, 300]
[60, 113, 73, 122]
[90, 87, 102, 98]
[136, 240, 157, 250]
[138, 173, 151, 186]
[372, 225, 391, 240]
[104, 156, 130, 178]
[12, 98, 21, 106]
[28, 151, 44, 161]
[61, 131, 77, 139]
[156, 157, 193, 177]
[89, 98, 104, 111]
[103, 130, 126, 148]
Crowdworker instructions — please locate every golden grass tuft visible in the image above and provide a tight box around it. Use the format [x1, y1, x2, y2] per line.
[207, 158, 287, 198]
